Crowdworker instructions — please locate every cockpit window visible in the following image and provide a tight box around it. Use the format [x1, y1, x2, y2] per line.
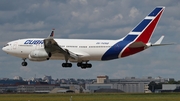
[4, 44, 9, 47]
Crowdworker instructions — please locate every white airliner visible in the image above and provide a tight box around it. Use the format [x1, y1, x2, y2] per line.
[2, 6, 171, 69]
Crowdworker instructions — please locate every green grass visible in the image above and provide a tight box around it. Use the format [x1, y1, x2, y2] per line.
[0, 93, 180, 101]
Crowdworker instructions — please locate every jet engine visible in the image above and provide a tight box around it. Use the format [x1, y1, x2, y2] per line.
[28, 49, 50, 61]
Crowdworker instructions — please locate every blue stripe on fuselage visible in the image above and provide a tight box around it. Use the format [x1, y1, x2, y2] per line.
[101, 35, 138, 60]
[123, 35, 138, 41]
[101, 41, 130, 60]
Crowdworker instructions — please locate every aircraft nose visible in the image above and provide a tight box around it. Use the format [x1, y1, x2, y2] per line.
[2, 46, 8, 53]
[2, 47, 6, 52]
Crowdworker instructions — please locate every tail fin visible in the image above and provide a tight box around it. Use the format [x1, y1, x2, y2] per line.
[123, 6, 165, 43]
[102, 7, 166, 60]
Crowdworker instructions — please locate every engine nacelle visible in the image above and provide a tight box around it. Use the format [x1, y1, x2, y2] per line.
[30, 49, 49, 58]
[28, 49, 49, 61]
[28, 55, 48, 61]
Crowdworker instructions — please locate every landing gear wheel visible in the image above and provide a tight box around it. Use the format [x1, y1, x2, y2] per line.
[67, 63, 72, 67]
[22, 62, 28, 66]
[80, 62, 92, 69]
[62, 63, 66, 67]
[77, 62, 82, 67]
[81, 64, 86, 69]
[86, 64, 92, 68]
[21, 58, 28, 66]
[62, 63, 72, 67]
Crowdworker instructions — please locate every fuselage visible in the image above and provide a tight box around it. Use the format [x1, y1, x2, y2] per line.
[3, 38, 123, 62]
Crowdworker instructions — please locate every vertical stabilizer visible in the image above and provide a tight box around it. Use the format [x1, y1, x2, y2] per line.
[123, 6, 165, 43]
[102, 7, 165, 60]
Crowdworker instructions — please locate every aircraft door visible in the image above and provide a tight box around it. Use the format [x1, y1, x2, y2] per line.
[13, 42, 18, 50]
[35, 44, 41, 49]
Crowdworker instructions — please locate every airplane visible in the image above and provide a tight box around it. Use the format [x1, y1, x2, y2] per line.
[2, 6, 171, 69]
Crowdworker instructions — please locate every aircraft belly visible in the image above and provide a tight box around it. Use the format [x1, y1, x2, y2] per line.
[10, 53, 28, 58]
[8, 47, 32, 58]
[50, 53, 64, 60]
[49, 48, 106, 61]
[81, 49, 106, 61]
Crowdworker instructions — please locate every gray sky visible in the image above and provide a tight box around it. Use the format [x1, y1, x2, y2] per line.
[0, 0, 180, 80]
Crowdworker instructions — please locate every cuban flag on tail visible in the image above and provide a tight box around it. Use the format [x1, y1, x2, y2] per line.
[102, 6, 171, 60]
[120, 6, 166, 57]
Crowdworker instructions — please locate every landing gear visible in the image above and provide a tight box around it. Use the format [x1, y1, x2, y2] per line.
[21, 59, 28, 66]
[22, 62, 28, 66]
[62, 63, 72, 67]
[77, 62, 82, 67]
[61, 49, 92, 68]
[47, 52, 51, 60]
[77, 62, 92, 69]
[61, 50, 74, 68]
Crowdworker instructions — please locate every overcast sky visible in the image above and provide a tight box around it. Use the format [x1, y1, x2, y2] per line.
[0, 0, 180, 80]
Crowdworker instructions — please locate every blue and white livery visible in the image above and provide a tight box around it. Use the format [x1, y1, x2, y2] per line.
[2, 6, 171, 69]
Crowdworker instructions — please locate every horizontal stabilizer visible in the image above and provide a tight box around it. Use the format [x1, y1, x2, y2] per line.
[148, 36, 175, 47]
[151, 43, 175, 46]
[128, 35, 174, 48]
[154, 36, 164, 44]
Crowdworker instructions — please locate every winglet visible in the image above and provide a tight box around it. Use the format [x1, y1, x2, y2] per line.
[49, 29, 55, 38]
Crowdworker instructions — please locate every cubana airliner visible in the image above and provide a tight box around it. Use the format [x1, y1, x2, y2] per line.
[2, 6, 171, 69]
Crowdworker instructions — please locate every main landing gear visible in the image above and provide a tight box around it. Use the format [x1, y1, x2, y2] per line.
[62, 63, 72, 67]
[21, 58, 28, 66]
[77, 62, 92, 69]
[62, 62, 92, 69]
[61, 55, 72, 68]
[61, 59, 92, 69]
[62, 50, 73, 68]
[61, 49, 92, 69]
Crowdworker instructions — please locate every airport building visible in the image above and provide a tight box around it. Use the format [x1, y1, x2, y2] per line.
[162, 84, 180, 90]
[17, 84, 59, 93]
[0, 75, 174, 93]
[85, 76, 168, 93]
[0, 85, 17, 93]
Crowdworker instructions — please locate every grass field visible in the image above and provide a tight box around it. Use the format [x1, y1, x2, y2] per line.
[0, 93, 180, 101]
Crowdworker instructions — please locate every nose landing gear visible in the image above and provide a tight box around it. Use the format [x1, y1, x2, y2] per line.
[21, 58, 28, 66]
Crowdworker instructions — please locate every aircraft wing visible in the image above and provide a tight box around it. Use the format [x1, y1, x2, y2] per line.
[43, 30, 79, 60]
